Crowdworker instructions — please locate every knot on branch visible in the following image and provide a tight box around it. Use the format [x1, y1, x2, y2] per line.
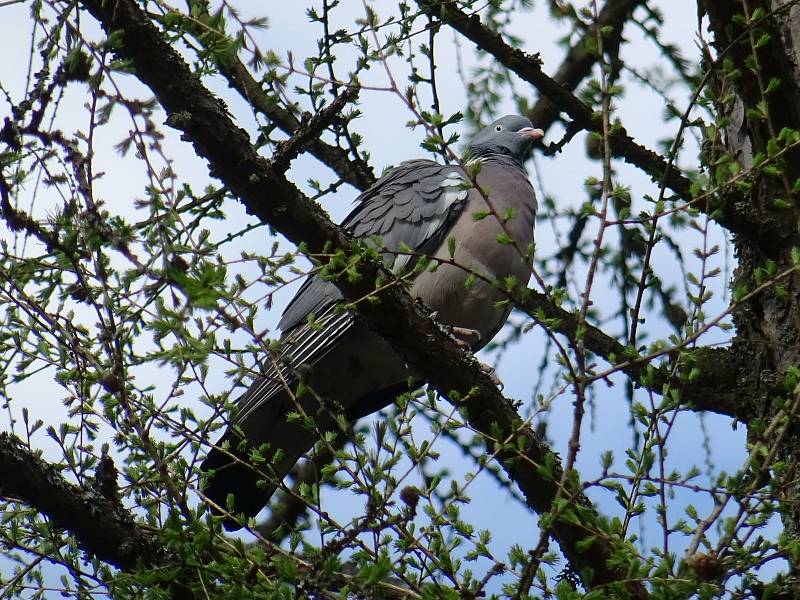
[272, 86, 359, 173]
[93, 449, 120, 505]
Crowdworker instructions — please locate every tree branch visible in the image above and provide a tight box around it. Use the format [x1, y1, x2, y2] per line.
[181, 0, 375, 191]
[522, 290, 752, 421]
[75, 0, 649, 594]
[271, 86, 359, 173]
[0, 432, 168, 571]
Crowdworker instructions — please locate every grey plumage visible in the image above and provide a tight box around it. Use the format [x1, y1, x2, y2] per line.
[201, 115, 542, 527]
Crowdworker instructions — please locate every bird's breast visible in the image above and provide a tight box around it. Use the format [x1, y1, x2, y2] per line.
[410, 161, 536, 344]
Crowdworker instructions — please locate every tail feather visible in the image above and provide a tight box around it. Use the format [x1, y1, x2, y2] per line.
[200, 387, 320, 530]
[201, 437, 277, 529]
[200, 322, 413, 529]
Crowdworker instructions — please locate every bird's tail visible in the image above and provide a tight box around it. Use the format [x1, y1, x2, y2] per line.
[200, 320, 415, 530]
[200, 384, 329, 530]
[200, 380, 415, 530]
[200, 435, 278, 528]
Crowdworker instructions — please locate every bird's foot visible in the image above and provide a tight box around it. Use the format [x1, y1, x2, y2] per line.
[428, 312, 481, 350]
[479, 363, 504, 390]
[427, 313, 500, 388]
[450, 326, 482, 349]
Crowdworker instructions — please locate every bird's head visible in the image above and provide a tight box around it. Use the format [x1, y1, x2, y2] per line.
[466, 115, 544, 164]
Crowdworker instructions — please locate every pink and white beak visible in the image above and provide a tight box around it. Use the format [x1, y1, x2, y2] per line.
[519, 127, 545, 141]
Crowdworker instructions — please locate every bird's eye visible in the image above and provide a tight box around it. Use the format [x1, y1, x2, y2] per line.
[495, 125, 503, 132]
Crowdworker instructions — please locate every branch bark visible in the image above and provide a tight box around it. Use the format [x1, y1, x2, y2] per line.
[700, 0, 800, 544]
[0, 433, 168, 571]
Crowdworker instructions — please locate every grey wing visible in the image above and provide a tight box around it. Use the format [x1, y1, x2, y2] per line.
[234, 160, 469, 423]
[279, 159, 469, 332]
[347, 160, 470, 274]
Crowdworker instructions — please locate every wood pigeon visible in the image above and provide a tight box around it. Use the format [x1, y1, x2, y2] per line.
[201, 115, 543, 527]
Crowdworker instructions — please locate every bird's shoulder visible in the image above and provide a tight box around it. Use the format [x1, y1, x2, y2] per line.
[278, 160, 469, 334]
[343, 160, 462, 220]
[342, 159, 469, 241]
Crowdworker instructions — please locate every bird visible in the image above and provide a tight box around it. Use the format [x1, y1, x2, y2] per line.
[201, 115, 542, 527]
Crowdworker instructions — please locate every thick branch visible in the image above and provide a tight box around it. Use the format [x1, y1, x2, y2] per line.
[703, 0, 800, 171]
[77, 0, 648, 594]
[523, 291, 751, 420]
[0, 432, 168, 571]
[698, 0, 800, 255]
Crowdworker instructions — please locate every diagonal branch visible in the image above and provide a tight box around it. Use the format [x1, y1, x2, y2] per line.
[522, 290, 752, 421]
[0, 429, 427, 597]
[0, 432, 169, 571]
[180, 0, 376, 191]
[75, 0, 649, 594]
[271, 86, 359, 172]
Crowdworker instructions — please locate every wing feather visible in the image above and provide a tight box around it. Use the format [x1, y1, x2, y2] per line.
[278, 159, 467, 333]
